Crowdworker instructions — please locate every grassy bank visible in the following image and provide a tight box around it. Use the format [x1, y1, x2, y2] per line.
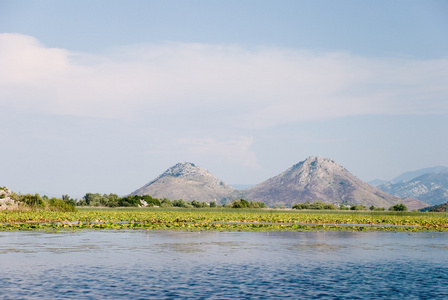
[0, 208, 447, 231]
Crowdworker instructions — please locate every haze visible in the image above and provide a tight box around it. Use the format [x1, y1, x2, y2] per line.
[1, 0, 447, 198]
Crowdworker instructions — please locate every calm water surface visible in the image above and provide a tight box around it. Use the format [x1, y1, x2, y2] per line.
[0, 230, 447, 299]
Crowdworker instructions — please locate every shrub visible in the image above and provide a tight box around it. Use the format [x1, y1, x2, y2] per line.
[350, 204, 367, 211]
[292, 201, 336, 210]
[229, 199, 266, 208]
[389, 203, 407, 211]
[21, 194, 46, 209]
[48, 197, 76, 212]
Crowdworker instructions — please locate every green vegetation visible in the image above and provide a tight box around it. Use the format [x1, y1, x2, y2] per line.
[422, 202, 448, 213]
[350, 204, 367, 211]
[292, 201, 337, 210]
[2, 188, 444, 232]
[76, 193, 215, 208]
[227, 199, 266, 208]
[7, 193, 76, 212]
[292, 201, 383, 211]
[389, 204, 407, 211]
[0, 208, 447, 231]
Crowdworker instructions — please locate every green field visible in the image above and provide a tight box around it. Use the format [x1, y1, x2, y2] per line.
[0, 208, 447, 231]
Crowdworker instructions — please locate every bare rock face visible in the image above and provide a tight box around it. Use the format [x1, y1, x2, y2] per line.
[130, 162, 238, 203]
[0, 187, 19, 210]
[243, 156, 429, 210]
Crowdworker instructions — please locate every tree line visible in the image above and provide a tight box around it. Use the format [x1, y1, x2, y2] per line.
[292, 201, 407, 211]
[76, 194, 267, 209]
[2, 187, 409, 212]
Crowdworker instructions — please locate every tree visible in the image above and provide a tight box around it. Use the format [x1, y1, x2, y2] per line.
[350, 204, 367, 211]
[83, 193, 103, 206]
[389, 203, 407, 211]
[191, 200, 205, 208]
[229, 199, 266, 208]
[21, 194, 45, 209]
[161, 198, 172, 207]
[370, 205, 385, 211]
[62, 194, 77, 206]
[172, 199, 192, 208]
[292, 201, 336, 210]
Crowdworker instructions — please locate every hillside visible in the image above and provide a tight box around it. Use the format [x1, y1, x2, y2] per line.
[130, 162, 238, 203]
[243, 156, 428, 210]
[377, 169, 448, 206]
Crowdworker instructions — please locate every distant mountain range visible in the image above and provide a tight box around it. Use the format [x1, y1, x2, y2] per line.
[130, 157, 429, 210]
[376, 168, 448, 206]
[369, 166, 448, 186]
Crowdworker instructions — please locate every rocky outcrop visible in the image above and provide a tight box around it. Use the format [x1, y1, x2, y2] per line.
[0, 187, 19, 210]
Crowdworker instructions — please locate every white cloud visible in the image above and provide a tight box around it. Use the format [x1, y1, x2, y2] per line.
[1, 33, 447, 126]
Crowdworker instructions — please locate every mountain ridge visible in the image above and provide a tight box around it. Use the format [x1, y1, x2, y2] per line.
[369, 166, 448, 187]
[377, 169, 448, 206]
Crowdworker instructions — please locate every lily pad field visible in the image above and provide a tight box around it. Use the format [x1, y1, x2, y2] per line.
[1, 208, 447, 231]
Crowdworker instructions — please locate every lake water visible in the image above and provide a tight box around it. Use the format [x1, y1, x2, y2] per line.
[0, 230, 447, 299]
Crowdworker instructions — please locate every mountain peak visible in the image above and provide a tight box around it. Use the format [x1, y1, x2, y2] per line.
[245, 157, 428, 209]
[130, 162, 238, 203]
[161, 162, 206, 179]
[293, 156, 344, 171]
[288, 156, 349, 184]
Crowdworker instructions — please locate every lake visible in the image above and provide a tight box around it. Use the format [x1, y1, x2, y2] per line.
[0, 230, 447, 299]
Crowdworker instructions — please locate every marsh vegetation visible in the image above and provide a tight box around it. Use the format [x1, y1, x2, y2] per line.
[1, 208, 447, 231]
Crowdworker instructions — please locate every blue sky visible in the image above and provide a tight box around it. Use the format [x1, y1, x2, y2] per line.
[1, 0, 448, 198]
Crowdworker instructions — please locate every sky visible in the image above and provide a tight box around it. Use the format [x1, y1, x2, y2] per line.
[1, 0, 448, 198]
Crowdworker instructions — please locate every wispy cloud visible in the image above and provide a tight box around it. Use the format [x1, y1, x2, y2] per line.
[1, 33, 447, 127]
[178, 136, 259, 168]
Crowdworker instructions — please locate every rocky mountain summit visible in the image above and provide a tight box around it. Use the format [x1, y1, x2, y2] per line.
[377, 169, 448, 206]
[130, 162, 238, 203]
[243, 156, 426, 209]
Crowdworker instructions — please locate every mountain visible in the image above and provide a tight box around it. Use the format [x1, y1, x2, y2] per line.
[389, 166, 448, 184]
[377, 169, 448, 206]
[130, 162, 238, 203]
[130, 158, 429, 210]
[369, 166, 447, 187]
[243, 156, 428, 210]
